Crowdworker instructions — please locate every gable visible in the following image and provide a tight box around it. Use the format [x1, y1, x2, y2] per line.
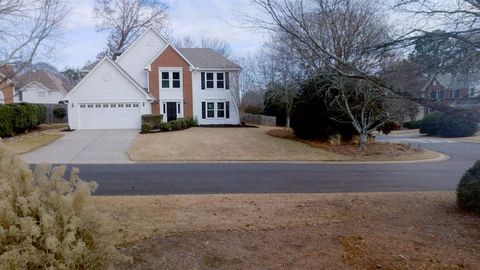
[65, 58, 151, 102]
[151, 45, 191, 68]
[116, 28, 168, 88]
[21, 81, 51, 92]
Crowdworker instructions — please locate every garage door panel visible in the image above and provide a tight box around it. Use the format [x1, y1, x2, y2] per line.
[78, 103, 141, 129]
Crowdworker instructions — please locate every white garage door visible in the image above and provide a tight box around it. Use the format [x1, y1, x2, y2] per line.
[78, 103, 141, 129]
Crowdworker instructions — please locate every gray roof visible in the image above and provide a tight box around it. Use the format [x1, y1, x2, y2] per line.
[178, 48, 241, 69]
[436, 73, 480, 89]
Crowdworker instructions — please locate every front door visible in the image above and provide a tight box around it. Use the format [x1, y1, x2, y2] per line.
[166, 102, 177, 122]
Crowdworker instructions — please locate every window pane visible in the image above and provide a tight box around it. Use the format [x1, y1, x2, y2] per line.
[162, 72, 169, 79]
[217, 81, 224, 88]
[217, 73, 224, 80]
[207, 111, 215, 117]
[207, 103, 214, 109]
[162, 80, 169, 88]
[207, 73, 214, 80]
[217, 102, 224, 109]
[173, 80, 180, 88]
[207, 81, 214, 88]
[173, 72, 180, 79]
[217, 110, 225, 118]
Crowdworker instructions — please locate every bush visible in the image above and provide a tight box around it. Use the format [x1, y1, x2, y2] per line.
[0, 145, 125, 269]
[187, 117, 198, 127]
[158, 122, 172, 131]
[0, 105, 15, 137]
[0, 103, 46, 137]
[169, 118, 190, 130]
[291, 75, 357, 141]
[377, 120, 400, 135]
[419, 112, 442, 135]
[141, 114, 163, 130]
[141, 122, 152, 132]
[437, 109, 479, 138]
[457, 160, 480, 212]
[403, 120, 421, 129]
[53, 107, 67, 119]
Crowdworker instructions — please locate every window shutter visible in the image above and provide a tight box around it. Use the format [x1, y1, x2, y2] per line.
[201, 72, 205, 90]
[225, 72, 230, 89]
[226, 101, 230, 119]
[202, 102, 206, 119]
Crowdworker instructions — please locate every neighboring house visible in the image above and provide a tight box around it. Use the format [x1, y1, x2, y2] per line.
[427, 73, 480, 105]
[0, 66, 15, 104]
[13, 70, 68, 104]
[64, 27, 241, 130]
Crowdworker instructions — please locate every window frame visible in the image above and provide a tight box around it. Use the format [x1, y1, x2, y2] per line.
[159, 68, 183, 90]
[203, 72, 227, 90]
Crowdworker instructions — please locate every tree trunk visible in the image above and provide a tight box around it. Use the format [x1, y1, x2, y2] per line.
[359, 133, 368, 151]
[286, 115, 291, 128]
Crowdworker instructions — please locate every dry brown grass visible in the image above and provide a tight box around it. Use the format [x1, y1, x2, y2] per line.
[268, 128, 440, 161]
[92, 192, 480, 269]
[128, 126, 346, 161]
[2, 130, 63, 155]
[128, 127, 440, 162]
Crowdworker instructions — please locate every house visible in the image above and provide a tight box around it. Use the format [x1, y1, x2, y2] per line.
[0, 66, 15, 104]
[64, 27, 241, 130]
[13, 70, 68, 104]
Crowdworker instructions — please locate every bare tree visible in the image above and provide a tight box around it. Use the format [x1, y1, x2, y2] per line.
[173, 35, 233, 58]
[93, 0, 169, 60]
[0, 0, 71, 101]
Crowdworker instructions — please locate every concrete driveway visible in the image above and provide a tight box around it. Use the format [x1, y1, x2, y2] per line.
[21, 130, 138, 164]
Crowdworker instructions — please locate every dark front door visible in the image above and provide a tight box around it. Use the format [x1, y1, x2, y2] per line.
[167, 102, 177, 122]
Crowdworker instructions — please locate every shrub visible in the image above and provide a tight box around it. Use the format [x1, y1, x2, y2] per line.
[403, 120, 421, 129]
[159, 122, 172, 131]
[419, 112, 442, 135]
[53, 107, 67, 119]
[141, 114, 163, 130]
[141, 122, 152, 132]
[169, 118, 190, 130]
[0, 105, 15, 137]
[0, 103, 46, 137]
[437, 109, 479, 138]
[0, 145, 125, 269]
[377, 120, 400, 135]
[457, 160, 480, 212]
[187, 117, 198, 127]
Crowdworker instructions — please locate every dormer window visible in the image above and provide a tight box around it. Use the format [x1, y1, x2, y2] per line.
[160, 69, 182, 90]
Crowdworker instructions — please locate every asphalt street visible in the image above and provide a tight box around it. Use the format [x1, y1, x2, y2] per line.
[45, 135, 480, 195]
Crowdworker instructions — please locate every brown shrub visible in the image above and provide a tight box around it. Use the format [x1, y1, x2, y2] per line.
[0, 145, 126, 269]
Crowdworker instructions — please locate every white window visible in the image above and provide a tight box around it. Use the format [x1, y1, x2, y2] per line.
[217, 102, 225, 118]
[160, 70, 182, 90]
[95, 104, 101, 108]
[204, 101, 228, 119]
[206, 73, 214, 89]
[203, 72, 227, 90]
[207, 102, 215, 118]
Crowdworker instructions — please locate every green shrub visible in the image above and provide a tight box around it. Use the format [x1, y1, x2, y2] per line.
[377, 120, 400, 135]
[159, 122, 172, 131]
[53, 107, 67, 119]
[187, 117, 198, 127]
[403, 120, 421, 129]
[141, 114, 163, 130]
[0, 105, 15, 137]
[419, 112, 442, 135]
[169, 118, 190, 130]
[141, 122, 152, 132]
[457, 160, 480, 212]
[437, 109, 479, 138]
[0, 145, 125, 269]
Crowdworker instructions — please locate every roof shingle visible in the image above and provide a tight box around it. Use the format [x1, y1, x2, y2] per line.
[177, 48, 241, 69]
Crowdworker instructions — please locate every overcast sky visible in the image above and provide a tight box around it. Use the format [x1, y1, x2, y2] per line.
[53, 0, 267, 70]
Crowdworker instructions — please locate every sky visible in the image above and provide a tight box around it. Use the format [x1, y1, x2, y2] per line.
[53, 0, 267, 70]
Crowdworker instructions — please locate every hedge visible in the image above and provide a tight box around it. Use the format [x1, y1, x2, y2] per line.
[419, 112, 442, 135]
[0, 103, 46, 137]
[457, 160, 480, 212]
[141, 116, 194, 133]
[53, 107, 67, 119]
[438, 109, 479, 138]
[403, 120, 421, 129]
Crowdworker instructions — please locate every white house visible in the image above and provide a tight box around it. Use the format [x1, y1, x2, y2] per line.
[13, 70, 68, 104]
[64, 27, 241, 130]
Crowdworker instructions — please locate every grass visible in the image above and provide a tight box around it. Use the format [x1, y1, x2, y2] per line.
[93, 192, 480, 269]
[128, 126, 441, 162]
[1, 126, 64, 155]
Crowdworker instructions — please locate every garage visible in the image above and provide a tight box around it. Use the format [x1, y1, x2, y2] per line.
[77, 102, 141, 129]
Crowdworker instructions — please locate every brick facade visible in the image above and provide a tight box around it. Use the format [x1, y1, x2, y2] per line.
[148, 45, 193, 117]
[0, 83, 14, 104]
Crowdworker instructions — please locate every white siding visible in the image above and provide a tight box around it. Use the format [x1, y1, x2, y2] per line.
[116, 29, 167, 88]
[66, 59, 151, 130]
[18, 83, 65, 104]
[192, 70, 240, 125]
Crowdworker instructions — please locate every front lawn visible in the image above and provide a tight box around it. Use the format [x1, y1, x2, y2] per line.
[128, 126, 441, 162]
[92, 192, 480, 269]
[1, 125, 65, 155]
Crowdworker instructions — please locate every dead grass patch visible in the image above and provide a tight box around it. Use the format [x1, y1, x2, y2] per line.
[94, 192, 480, 269]
[1, 129, 63, 155]
[268, 128, 440, 161]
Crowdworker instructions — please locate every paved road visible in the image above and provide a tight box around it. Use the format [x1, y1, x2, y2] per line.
[45, 135, 480, 195]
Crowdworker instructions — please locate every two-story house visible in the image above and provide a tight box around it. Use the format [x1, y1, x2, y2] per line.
[64, 27, 241, 130]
